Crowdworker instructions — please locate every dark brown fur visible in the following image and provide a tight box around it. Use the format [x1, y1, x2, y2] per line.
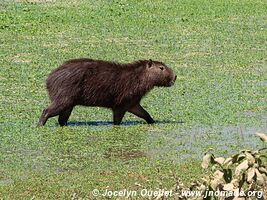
[37, 58, 176, 126]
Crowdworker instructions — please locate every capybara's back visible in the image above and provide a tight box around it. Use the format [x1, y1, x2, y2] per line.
[38, 58, 176, 126]
[46, 59, 89, 102]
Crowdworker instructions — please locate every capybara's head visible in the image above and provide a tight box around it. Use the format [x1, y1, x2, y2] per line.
[146, 59, 176, 87]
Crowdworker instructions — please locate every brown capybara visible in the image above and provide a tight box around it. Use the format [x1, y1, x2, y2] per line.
[37, 58, 176, 126]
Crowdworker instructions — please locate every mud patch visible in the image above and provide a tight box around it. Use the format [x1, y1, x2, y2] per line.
[0, 179, 14, 186]
[10, 53, 32, 64]
[104, 148, 146, 160]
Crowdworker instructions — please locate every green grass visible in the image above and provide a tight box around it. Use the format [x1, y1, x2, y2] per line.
[0, 0, 266, 199]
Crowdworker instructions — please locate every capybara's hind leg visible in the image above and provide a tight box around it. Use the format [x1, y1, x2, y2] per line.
[128, 104, 155, 124]
[58, 107, 73, 126]
[112, 109, 126, 125]
[37, 108, 49, 127]
[37, 102, 72, 127]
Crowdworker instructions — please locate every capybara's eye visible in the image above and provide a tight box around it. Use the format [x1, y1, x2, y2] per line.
[159, 66, 164, 70]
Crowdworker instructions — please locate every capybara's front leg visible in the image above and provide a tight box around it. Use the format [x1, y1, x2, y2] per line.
[128, 104, 155, 124]
[58, 107, 73, 126]
[112, 109, 126, 125]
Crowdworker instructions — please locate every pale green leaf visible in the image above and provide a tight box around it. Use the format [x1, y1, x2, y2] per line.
[256, 133, 267, 142]
[214, 157, 225, 165]
[246, 167, 255, 183]
[235, 160, 248, 176]
[255, 169, 265, 185]
[244, 152, 255, 166]
[223, 183, 234, 191]
[202, 154, 211, 169]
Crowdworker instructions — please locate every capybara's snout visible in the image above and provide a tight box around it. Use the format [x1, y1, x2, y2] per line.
[168, 74, 177, 87]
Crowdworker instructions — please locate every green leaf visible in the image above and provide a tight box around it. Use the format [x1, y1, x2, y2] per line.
[259, 167, 267, 176]
[232, 153, 245, 164]
[223, 168, 232, 183]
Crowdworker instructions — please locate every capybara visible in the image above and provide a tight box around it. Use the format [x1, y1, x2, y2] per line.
[37, 58, 176, 126]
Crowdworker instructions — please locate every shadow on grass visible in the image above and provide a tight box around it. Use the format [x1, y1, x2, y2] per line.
[67, 120, 184, 127]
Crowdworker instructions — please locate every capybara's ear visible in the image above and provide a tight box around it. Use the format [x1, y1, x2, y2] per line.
[148, 59, 153, 68]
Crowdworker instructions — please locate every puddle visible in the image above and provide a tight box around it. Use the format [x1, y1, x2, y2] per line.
[67, 120, 146, 131]
[67, 120, 182, 131]
[146, 124, 267, 161]
[258, 80, 267, 86]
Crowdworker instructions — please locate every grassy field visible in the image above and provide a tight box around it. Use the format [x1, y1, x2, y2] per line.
[0, 0, 267, 199]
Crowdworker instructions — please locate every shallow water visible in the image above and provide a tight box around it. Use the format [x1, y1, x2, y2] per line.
[146, 123, 267, 161]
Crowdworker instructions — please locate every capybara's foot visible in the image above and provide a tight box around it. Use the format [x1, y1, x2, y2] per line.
[59, 122, 68, 126]
[36, 122, 43, 127]
[147, 119, 155, 124]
